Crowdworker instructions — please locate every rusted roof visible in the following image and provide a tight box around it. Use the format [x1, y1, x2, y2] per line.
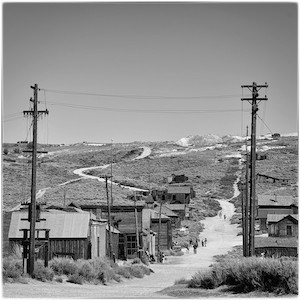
[257, 195, 298, 207]
[9, 211, 92, 239]
[267, 214, 298, 223]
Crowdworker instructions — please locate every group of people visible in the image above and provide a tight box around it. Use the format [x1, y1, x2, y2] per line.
[189, 238, 207, 254]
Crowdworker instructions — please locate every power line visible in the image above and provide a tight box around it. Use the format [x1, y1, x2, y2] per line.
[257, 114, 273, 135]
[40, 100, 250, 114]
[40, 87, 248, 100]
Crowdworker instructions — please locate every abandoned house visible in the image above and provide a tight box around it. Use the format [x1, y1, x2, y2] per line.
[8, 206, 110, 260]
[166, 184, 195, 204]
[267, 214, 298, 237]
[256, 194, 298, 231]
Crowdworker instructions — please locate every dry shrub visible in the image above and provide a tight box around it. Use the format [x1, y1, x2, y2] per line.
[32, 261, 54, 282]
[49, 257, 78, 275]
[2, 256, 23, 282]
[188, 257, 298, 295]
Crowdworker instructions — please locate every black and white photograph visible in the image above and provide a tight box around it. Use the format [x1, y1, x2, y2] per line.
[2, 1, 298, 298]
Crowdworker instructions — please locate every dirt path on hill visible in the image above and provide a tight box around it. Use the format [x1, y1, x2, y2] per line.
[3, 199, 242, 298]
[72, 146, 151, 192]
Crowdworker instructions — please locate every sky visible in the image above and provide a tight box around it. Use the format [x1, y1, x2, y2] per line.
[2, 2, 298, 144]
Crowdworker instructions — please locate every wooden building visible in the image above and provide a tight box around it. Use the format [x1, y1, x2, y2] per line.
[165, 203, 189, 221]
[256, 173, 290, 185]
[153, 205, 180, 228]
[149, 210, 172, 251]
[267, 214, 298, 237]
[8, 207, 109, 260]
[166, 184, 195, 205]
[255, 236, 298, 257]
[81, 204, 145, 259]
[256, 195, 298, 231]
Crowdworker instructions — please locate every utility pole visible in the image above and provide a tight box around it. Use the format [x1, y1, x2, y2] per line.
[244, 126, 249, 257]
[110, 139, 113, 205]
[23, 84, 49, 275]
[241, 82, 268, 256]
[157, 198, 162, 254]
[105, 175, 113, 259]
[134, 191, 140, 256]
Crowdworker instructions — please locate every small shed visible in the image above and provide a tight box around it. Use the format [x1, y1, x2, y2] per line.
[8, 209, 107, 260]
[267, 214, 298, 237]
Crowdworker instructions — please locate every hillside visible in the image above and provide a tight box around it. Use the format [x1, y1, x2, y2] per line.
[2, 135, 297, 215]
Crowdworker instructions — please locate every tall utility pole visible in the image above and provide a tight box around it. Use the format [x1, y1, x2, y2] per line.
[157, 198, 162, 254]
[110, 139, 113, 205]
[134, 192, 140, 255]
[244, 126, 249, 257]
[105, 175, 113, 259]
[23, 84, 49, 275]
[241, 82, 268, 256]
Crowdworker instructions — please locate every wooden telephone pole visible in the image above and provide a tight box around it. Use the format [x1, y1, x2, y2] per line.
[23, 84, 49, 275]
[241, 82, 268, 256]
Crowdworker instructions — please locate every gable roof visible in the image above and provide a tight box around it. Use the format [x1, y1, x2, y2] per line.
[257, 195, 298, 207]
[145, 195, 154, 204]
[267, 214, 298, 224]
[8, 210, 92, 239]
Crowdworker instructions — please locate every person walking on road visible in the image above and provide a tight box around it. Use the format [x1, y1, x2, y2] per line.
[204, 238, 207, 247]
[193, 240, 198, 254]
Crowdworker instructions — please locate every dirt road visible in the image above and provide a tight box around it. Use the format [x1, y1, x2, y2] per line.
[3, 199, 242, 298]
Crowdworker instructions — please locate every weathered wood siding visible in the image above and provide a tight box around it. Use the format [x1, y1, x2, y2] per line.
[255, 246, 298, 258]
[9, 238, 89, 260]
[101, 210, 143, 234]
[151, 220, 172, 251]
[269, 219, 298, 237]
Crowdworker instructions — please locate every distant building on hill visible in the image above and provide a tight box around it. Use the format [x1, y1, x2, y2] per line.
[166, 184, 195, 205]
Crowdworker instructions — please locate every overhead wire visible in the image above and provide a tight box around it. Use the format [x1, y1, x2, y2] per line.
[257, 113, 273, 135]
[40, 88, 247, 100]
[40, 100, 250, 114]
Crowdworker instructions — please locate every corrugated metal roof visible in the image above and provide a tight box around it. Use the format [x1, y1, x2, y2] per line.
[267, 214, 298, 223]
[257, 195, 297, 207]
[9, 211, 91, 239]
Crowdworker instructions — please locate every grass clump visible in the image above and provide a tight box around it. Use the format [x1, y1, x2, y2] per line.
[188, 257, 298, 295]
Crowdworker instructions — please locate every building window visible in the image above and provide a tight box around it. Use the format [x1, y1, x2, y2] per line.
[287, 225, 292, 236]
[126, 234, 137, 256]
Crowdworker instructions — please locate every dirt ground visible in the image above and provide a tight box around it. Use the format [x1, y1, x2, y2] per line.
[3, 199, 242, 298]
